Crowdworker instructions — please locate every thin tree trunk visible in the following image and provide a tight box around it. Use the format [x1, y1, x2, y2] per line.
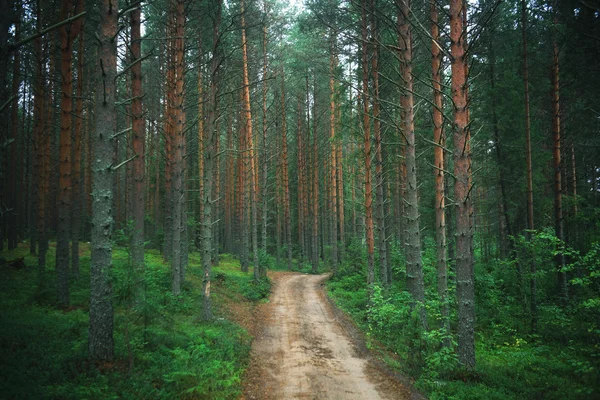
[56, 0, 82, 306]
[311, 78, 319, 274]
[202, 0, 221, 319]
[89, 0, 117, 360]
[261, 2, 269, 263]
[361, 0, 375, 296]
[170, 0, 185, 296]
[552, 11, 568, 303]
[399, 0, 426, 320]
[130, 3, 145, 276]
[71, 19, 84, 278]
[371, 0, 387, 286]
[450, 0, 475, 370]
[8, 8, 20, 250]
[522, 0, 537, 333]
[281, 72, 292, 270]
[329, 41, 339, 272]
[431, 0, 449, 334]
[241, 0, 260, 280]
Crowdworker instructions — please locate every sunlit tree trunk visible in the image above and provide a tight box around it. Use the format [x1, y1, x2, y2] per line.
[241, 0, 260, 280]
[450, 0, 475, 370]
[431, 0, 448, 333]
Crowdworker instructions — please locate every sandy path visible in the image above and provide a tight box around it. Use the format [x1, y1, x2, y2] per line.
[242, 273, 413, 400]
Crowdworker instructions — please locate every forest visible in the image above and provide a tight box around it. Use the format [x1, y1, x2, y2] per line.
[0, 0, 599, 398]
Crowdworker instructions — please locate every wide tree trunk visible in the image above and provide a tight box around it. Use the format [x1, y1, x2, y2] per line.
[89, 0, 118, 360]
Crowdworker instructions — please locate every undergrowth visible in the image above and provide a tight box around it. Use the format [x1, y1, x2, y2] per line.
[0, 243, 268, 399]
[326, 238, 599, 399]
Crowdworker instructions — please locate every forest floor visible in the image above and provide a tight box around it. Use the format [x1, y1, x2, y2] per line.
[241, 272, 420, 400]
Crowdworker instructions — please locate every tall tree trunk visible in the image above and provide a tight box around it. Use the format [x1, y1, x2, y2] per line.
[450, 0, 475, 370]
[8, 7, 20, 250]
[297, 97, 306, 265]
[56, 0, 82, 306]
[311, 79, 319, 274]
[89, 0, 117, 360]
[261, 2, 269, 263]
[202, 0, 221, 319]
[163, 25, 174, 262]
[241, 0, 260, 280]
[197, 40, 204, 252]
[225, 108, 234, 254]
[522, 0, 537, 333]
[552, 11, 568, 303]
[34, 8, 46, 272]
[281, 72, 292, 270]
[71, 18, 84, 278]
[431, 0, 449, 333]
[371, 0, 387, 286]
[329, 40, 339, 272]
[399, 0, 426, 320]
[130, 2, 145, 276]
[171, 0, 185, 296]
[361, 0, 375, 296]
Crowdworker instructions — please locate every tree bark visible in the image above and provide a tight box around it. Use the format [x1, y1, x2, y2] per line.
[450, 0, 475, 370]
[89, 0, 117, 360]
[241, 0, 260, 280]
[361, 0, 375, 296]
[522, 0, 537, 333]
[399, 0, 426, 321]
[130, 2, 145, 278]
[431, 0, 449, 333]
[371, 0, 387, 286]
[71, 16, 84, 278]
[170, 0, 185, 296]
[280, 72, 292, 270]
[552, 11, 568, 303]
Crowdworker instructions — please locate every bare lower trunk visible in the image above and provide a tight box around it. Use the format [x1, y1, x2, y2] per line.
[450, 0, 475, 370]
[89, 0, 117, 360]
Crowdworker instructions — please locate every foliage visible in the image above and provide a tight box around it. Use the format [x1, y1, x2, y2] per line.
[0, 243, 259, 399]
[326, 232, 600, 399]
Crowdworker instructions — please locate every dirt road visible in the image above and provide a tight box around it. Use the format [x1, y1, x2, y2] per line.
[243, 272, 415, 400]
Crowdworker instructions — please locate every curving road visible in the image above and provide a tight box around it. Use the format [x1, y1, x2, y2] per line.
[243, 272, 413, 400]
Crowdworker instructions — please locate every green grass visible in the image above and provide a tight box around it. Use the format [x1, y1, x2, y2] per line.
[0, 243, 268, 399]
